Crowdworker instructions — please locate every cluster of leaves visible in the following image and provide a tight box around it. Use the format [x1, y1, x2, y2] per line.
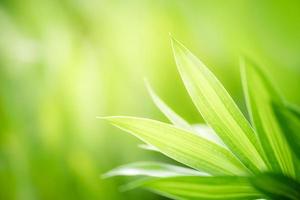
[101, 38, 300, 200]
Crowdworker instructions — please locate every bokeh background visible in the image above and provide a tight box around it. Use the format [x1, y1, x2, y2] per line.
[0, 0, 299, 199]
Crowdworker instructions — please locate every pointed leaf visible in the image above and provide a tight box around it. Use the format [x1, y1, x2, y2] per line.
[146, 81, 192, 131]
[102, 116, 250, 175]
[103, 161, 207, 178]
[192, 124, 227, 147]
[241, 58, 295, 177]
[171, 38, 266, 173]
[147, 82, 226, 147]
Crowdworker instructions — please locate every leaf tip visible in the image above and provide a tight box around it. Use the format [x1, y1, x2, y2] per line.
[169, 36, 188, 57]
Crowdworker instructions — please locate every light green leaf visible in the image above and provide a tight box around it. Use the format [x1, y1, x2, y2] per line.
[250, 173, 300, 200]
[192, 124, 226, 148]
[171, 37, 266, 173]
[103, 161, 207, 178]
[146, 81, 192, 131]
[146, 82, 226, 147]
[139, 176, 262, 200]
[273, 102, 300, 160]
[138, 144, 159, 152]
[241, 58, 295, 177]
[101, 116, 250, 175]
[139, 125, 227, 151]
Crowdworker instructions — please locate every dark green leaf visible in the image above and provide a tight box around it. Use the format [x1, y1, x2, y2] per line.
[250, 173, 300, 200]
[273, 102, 300, 160]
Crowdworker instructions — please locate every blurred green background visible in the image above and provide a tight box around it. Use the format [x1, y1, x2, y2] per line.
[0, 0, 299, 199]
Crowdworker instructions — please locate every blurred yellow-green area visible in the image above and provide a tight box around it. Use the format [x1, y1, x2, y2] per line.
[0, 0, 299, 199]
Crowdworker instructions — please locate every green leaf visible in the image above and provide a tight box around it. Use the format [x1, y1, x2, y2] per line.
[103, 161, 207, 178]
[146, 82, 226, 147]
[250, 173, 300, 200]
[286, 103, 300, 119]
[138, 144, 159, 152]
[146, 81, 192, 131]
[241, 58, 295, 177]
[139, 176, 262, 200]
[171, 37, 266, 173]
[139, 125, 227, 151]
[192, 124, 226, 147]
[101, 116, 250, 175]
[273, 102, 300, 160]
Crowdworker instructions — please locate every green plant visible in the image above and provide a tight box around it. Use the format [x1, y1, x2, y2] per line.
[101, 38, 300, 200]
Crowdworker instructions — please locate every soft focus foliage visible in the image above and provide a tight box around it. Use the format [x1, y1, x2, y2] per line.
[104, 38, 300, 200]
[0, 0, 300, 200]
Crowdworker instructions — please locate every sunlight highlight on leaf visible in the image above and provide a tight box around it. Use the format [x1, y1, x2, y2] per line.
[101, 116, 250, 175]
[146, 82, 226, 147]
[171, 37, 267, 173]
[146, 81, 192, 131]
[103, 161, 207, 178]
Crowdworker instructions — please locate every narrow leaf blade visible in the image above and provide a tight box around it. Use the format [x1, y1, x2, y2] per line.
[241, 58, 295, 177]
[171, 37, 266, 173]
[192, 124, 227, 147]
[103, 161, 207, 178]
[102, 116, 249, 175]
[146, 82, 226, 147]
[138, 144, 160, 152]
[146, 81, 192, 130]
[273, 102, 300, 160]
[141, 176, 262, 200]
